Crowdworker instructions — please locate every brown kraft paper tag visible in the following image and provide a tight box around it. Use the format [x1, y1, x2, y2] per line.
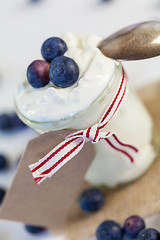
[0, 129, 95, 230]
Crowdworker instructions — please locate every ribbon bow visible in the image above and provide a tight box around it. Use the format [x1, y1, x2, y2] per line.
[29, 69, 138, 184]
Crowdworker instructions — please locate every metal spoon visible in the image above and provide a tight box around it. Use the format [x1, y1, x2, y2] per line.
[98, 21, 160, 60]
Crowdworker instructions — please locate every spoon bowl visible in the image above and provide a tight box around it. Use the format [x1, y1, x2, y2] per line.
[98, 21, 160, 61]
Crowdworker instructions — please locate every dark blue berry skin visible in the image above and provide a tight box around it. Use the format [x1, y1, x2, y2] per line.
[137, 228, 160, 240]
[0, 114, 12, 130]
[49, 56, 79, 88]
[30, 0, 41, 2]
[11, 113, 27, 129]
[0, 113, 27, 132]
[41, 37, 67, 62]
[0, 188, 6, 204]
[101, 0, 112, 2]
[0, 154, 8, 170]
[24, 225, 46, 234]
[27, 60, 50, 88]
[123, 215, 145, 238]
[96, 220, 122, 240]
[79, 188, 104, 212]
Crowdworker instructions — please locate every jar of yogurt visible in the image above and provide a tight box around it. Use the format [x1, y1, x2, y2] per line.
[15, 33, 158, 188]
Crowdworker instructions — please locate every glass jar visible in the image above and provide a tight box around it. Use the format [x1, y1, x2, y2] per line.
[15, 61, 158, 188]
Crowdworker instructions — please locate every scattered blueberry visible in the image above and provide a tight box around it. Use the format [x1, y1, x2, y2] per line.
[30, 0, 41, 2]
[49, 56, 79, 88]
[123, 215, 145, 238]
[101, 0, 112, 2]
[27, 60, 50, 88]
[0, 187, 6, 205]
[11, 113, 27, 129]
[28, 0, 42, 5]
[41, 37, 67, 62]
[24, 225, 46, 234]
[96, 220, 122, 240]
[79, 187, 104, 212]
[0, 114, 13, 130]
[0, 154, 9, 170]
[137, 228, 160, 240]
[0, 113, 27, 132]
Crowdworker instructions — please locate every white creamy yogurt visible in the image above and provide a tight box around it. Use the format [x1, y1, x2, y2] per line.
[15, 33, 115, 122]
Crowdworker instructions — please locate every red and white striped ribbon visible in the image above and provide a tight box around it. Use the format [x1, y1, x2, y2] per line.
[29, 69, 138, 184]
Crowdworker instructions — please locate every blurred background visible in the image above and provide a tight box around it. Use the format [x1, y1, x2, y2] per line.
[0, 0, 160, 239]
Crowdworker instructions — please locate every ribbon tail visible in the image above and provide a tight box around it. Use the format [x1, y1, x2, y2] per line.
[105, 134, 138, 163]
[29, 136, 85, 184]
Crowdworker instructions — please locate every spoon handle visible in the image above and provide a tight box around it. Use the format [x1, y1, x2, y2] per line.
[98, 21, 160, 61]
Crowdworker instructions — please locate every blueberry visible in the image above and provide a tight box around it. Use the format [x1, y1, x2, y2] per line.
[49, 56, 79, 88]
[24, 225, 46, 234]
[96, 220, 122, 240]
[123, 215, 145, 238]
[0, 113, 27, 132]
[29, 0, 41, 4]
[41, 37, 67, 62]
[11, 113, 27, 129]
[79, 188, 104, 212]
[27, 60, 50, 88]
[0, 114, 12, 130]
[0, 154, 9, 170]
[30, 0, 41, 2]
[137, 228, 160, 240]
[101, 0, 112, 2]
[0, 188, 6, 205]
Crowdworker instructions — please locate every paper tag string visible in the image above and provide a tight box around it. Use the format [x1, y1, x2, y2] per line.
[29, 69, 138, 184]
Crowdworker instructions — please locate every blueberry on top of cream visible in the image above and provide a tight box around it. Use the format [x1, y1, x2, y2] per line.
[17, 34, 115, 122]
[27, 38, 79, 89]
[49, 56, 79, 88]
[41, 37, 67, 63]
[27, 60, 50, 88]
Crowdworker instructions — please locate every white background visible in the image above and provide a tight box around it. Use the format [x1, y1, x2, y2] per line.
[0, 0, 160, 239]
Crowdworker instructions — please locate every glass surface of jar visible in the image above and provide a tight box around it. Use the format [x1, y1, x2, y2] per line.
[15, 61, 158, 188]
